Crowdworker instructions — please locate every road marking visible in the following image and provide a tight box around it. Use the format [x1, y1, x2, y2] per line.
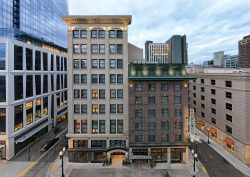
[16, 162, 36, 177]
[201, 166, 208, 173]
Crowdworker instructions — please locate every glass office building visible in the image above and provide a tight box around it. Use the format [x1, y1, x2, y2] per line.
[0, 0, 68, 48]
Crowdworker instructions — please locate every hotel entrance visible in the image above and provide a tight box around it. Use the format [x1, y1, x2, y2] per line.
[111, 152, 125, 167]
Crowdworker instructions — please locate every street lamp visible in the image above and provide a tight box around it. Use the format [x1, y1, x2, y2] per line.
[190, 138, 198, 153]
[207, 128, 210, 144]
[59, 147, 66, 177]
[191, 149, 198, 177]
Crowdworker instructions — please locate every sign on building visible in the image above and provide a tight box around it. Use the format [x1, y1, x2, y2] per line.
[189, 108, 195, 136]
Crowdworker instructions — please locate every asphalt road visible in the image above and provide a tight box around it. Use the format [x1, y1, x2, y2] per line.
[23, 131, 67, 177]
[195, 142, 248, 177]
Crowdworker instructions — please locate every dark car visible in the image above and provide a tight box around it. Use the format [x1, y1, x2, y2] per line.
[40, 138, 59, 152]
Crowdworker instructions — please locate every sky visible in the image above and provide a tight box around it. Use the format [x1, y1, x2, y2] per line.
[68, 0, 250, 64]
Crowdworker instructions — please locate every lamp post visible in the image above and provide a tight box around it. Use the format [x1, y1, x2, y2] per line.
[59, 147, 66, 177]
[191, 149, 198, 177]
[207, 128, 210, 144]
[190, 138, 198, 153]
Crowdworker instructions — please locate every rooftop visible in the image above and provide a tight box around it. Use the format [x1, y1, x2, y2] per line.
[62, 15, 132, 25]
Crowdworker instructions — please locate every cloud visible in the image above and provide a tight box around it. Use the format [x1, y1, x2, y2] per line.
[68, 0, 250, 63]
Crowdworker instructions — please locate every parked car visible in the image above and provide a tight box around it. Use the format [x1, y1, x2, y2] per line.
[40, 138, 59, 152]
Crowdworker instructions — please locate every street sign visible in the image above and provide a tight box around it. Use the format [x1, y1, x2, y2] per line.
[189, 108, 195, 136]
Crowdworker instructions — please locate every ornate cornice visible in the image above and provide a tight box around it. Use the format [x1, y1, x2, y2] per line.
[62, 15, 132, 25]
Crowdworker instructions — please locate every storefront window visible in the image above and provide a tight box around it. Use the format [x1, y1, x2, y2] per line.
[0, 108, 6, 134]
[151, 148, 168, 161]
[43, 97, 48, 116]
[26, 101, 33, 125]
[35, 99, 41, 120]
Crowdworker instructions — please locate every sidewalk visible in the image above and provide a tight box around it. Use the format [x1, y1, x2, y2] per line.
[196, 129, 250, 177]
[47, 153, 209, 177]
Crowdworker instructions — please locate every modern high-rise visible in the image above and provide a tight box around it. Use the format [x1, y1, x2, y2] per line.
[63, 15, 131, 163]
[145, 35, 188, 65]
[188, 68, 250, 164]
[238, 35, 250, 68]
[0, 0, 68, 160]
[166, 35, 188, 65]
[128, 63, 193, 163]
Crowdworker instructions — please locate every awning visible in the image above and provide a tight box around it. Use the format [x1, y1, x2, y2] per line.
[131, 155, 152, 160]
[210, 127, 217, 135]
[198, 119, 205, 127]
[225, 137, 234, 145]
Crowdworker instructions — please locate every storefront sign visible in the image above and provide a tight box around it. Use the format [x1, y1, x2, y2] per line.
[189, 108, 195, 136]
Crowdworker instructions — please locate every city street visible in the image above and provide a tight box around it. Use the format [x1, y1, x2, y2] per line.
[196, 142, 248, 177]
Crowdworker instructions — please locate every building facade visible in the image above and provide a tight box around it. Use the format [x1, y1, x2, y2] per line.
[239, 35, 250, 68]
[63, 16, 131, 163]
[145, 41, 170, 63]
[0, 37, 68, 160]
[224, 55, 238, 68]
[189, 69, 250, 164]
[0, 0, 68, 48]
[128, 63, 193, 163]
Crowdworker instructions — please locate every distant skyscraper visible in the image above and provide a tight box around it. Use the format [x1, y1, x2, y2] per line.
[0, 0, 68, 48]
[213, 51, 224, 67]
[145, 41, 170, 63]
[239, 35, 250, 68]
[166, 35, 188, 65]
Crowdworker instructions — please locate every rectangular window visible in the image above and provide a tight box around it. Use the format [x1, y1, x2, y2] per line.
[91, 59, 98, 68]
[135, 83, 143, 92]
[92, 120, 98, 134]
[73, 59, 80, 69]
[35, 75, 41, 95]
[110, 89, 116, 98]
[110, 104, 116, 113]
[98, 30, 105, 38]
[161, 122, 168, 130]
[26, 48, 32, 70]
[0, 108, 6, 134]
[161, 83, 168, 91]
[15, 75, 23, 100]
[14, 45, 23, 70]
[117, 120, 123, 134]
[161, 96, 168, 104]
[193, 85, 196, 90]
[117, 104, 123, 113]
[92, 104, 98, 114]
[74, 104, 80, 114]
[81, 120, 87, 133]
[148, 96, 156, 104]
[91, 74, 98, 83]
[91, 44, 98, 54]
[148, 122, 156, 131]
[81, 89, 87, 99]
[135, 135, 142, 142]
[148, 135, 156, 143]
[14, 105, 23, 131]
[212, 117, 216, 124]
[81, 104, 87, 114]
[73, 30, 80, 38]
[110, 120, 116, 134]
[201, 79, 204, 84]
[135, 122, 143, 131]
[81, 74, 87, 83]
[117, 59, 123, 68]
[91, 30, 97, 38]
[43, 52, 48, 71]
[99, 120, 105, 134]
[99, 89, 105, 99]
[148, 109, 156, 118]
[117, 74, 123, 83]
[148, 83, 156, 92]
[35, 99, 41, 120]
[35, 51, 41, 70]
[201, 103, 205, 109]
[51, 55, 54, 71]
[0, 76, 6, 102]
[110, 59, 116, 68]
[161, 108, 168, 117]
[211, 79, 216, 85]
[117, 44, 123, 54]
[99, 104, 105, 114]
[81, 44, 87, 54]
[26, 75, 33, 98]
[201, 95, 205, 100]
[175, 109, 182, 117]
[99, 44, 105, 54]
[99, 59, 105, 69]
[73, 44, 80, 54]
[201, 112, 205, 118]
[201, 87, 205, 92]
[174, 84, 181, 92]
[80, 30, 87, 38]
[226, 114, 232, 122]
[117, 89, 123, 98]
[193, 100, 196, 105]
[211, 98, 216, 104]
[110, 74, 116, 83]
[74, 89, 80, 98]
[211, 89, 216, 95]
[92, 89, 98, 99]
[81, 59, 87, 69]
[99, 74, 105, 83]
[174, 96, 182, 104]
[226, 92, 232, 99]
[135, 97, 143, 104]
[117, 30, 123, 38]
[226, 103, 232, 111]
[226, 125, 232, 134]
[73, 74, 80, 84]
[226, 81, 232, 87]
[0, 43, 6, 70]
[109, 44, 116, 54]
[135, 109, 143, 118]
[43, 75, 48, 93]
[211, 108, 216, 114]
[109, 30, 116, 38]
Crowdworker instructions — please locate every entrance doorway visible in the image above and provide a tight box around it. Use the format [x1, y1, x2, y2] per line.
[111, 152, 125, 167]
